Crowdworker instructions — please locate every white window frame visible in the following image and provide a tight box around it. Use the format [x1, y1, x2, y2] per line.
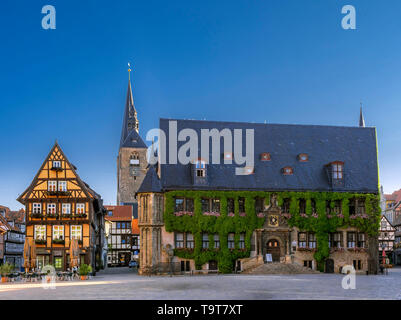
[33, 203, 42, 214]
[58, 181, 67, 192]
[70, 225, 82, 240]
[76, 203, 85, 214]
[34, 225, 46, 240]
[52, 225, 64, 240]
[47, 203, 56, 214]
[332, 163, 343, 179]
[48, 181, 57, 192]
[62, 203, 71, 215]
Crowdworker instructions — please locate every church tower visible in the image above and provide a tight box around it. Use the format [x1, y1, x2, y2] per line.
[117, 65, 148, 218]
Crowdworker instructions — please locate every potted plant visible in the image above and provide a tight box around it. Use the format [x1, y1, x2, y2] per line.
[0, 263, 14, 282]
[79, 264, 92, 280]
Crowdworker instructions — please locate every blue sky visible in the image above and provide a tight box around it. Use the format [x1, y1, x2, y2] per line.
[1, 0, 401, 209]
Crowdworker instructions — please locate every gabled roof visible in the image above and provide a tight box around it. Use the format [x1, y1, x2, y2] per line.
[104, 205, 132, 221]
[6, 209, 25, 224]
[0, 206, 19, 233]
[380, 215, 395, 230]
[384, 189, 401, 203]
[137, 166, 162, 194]
[17, 142, 99, 203]
[159, 118, 379, 193]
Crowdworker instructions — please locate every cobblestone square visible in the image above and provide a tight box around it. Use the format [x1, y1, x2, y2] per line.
[0, 267, 400, 300]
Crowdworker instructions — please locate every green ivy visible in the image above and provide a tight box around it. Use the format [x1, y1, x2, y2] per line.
[164, 190, 380, 273]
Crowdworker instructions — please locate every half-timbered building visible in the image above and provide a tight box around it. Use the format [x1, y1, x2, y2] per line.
[378, 215, 395, 263]
[105, 205, 133, 267]
[17, 142, 106, 271]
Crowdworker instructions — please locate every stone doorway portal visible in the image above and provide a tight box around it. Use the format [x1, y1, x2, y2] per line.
[266, 239, 280, 262]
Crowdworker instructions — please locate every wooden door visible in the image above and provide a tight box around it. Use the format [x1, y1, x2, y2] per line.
[266, 240, 280, 262]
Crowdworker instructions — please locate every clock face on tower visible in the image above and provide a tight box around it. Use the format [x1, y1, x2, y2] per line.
[268, 215, 279, 227]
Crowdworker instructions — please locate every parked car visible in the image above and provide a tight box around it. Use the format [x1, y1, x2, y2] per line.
[129, 261, 138, 268]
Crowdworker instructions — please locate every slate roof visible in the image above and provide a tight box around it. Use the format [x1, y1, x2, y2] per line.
[120, 129, 147, 148]
[137, 166, 162, 194]
[119, 79, 146, 149]
[157, 118, 379, 194]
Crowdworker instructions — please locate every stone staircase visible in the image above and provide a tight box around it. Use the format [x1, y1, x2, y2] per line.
[243, 262, 320, 275]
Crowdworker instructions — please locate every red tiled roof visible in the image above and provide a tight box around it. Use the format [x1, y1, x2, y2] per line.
[385, 189, 401, 203]
[104, 205, 132, 221]
[132, 219, 139, 235]
[0, 206, 22, 232]
[6, 209, 25, 224]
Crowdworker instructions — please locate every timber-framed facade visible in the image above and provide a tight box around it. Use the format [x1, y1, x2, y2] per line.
[17, 142, 106, 271]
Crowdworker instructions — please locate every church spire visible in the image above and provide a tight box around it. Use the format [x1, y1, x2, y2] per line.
[120, 63, 139, 148]
[359, 103, 365, 127]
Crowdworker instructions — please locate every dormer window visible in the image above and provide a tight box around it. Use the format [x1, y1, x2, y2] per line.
[260, 153, 271, 161]
[195, 160, 206, 177]
[298, 154, 308, 162]
[282, 167, 293, 175]
[331, 161, 344, 180]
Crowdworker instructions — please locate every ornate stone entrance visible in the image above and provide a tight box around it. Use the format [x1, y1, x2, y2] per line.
[255, 194, 292, 263]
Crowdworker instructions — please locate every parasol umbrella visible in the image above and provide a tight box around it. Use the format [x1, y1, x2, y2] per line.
[30, 239, 37, 270]
[23, 238, 30, 272]
[70, 238, 79, 268]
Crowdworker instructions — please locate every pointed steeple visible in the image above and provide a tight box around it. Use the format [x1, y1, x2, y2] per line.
[359, 103, 365, 127]
[120, 63, 140, 148]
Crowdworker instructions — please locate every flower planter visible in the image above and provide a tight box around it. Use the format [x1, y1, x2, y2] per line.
[1, 277, 7, 283]
[80, 275, 87, 280]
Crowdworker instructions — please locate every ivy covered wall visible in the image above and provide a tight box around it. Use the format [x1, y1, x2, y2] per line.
[163, 190, 380, 273]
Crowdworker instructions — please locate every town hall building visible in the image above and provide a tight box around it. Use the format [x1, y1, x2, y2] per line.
[118, 72, 380, 275]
